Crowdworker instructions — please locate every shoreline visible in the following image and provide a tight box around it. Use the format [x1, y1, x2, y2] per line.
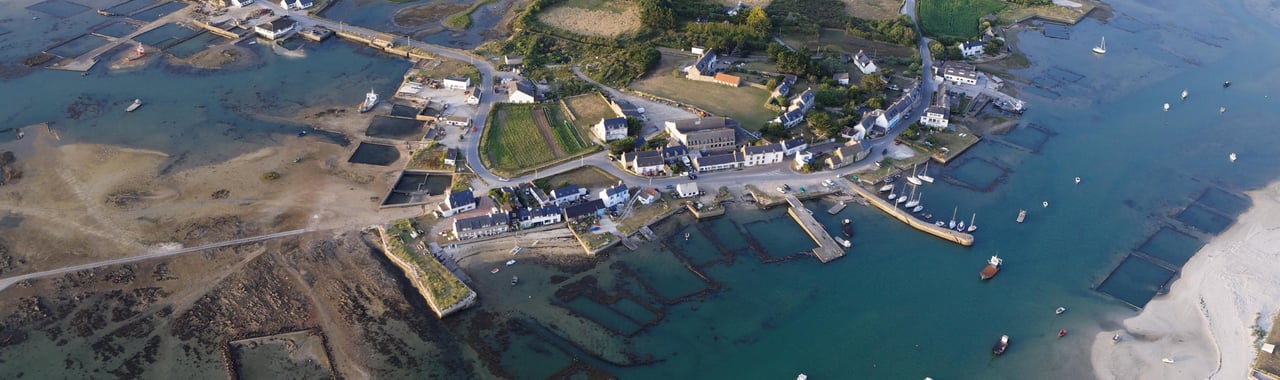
[1090, 181, 1280, 379]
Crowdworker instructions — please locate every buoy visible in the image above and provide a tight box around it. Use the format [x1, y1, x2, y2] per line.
[1043, 201, 1049, 208]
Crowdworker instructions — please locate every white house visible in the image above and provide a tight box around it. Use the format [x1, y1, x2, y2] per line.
[280, 0, 312, 10]
[959, 40, 985, 58]
[519, 205, 562, 228]
[781, 138, 807, 156]
[465, 87, 480, 105]
[834, 72, 850, 86]
[774, 108, 805, 128]
[509, 80, 537, 103]
[254, 17, 296, 40]
[551, 185, 588, 206]
[622, 150, 664, 176]
[453, 213, 510, 240]
[942, 62, 978, 86]
[592, 117, 628, 142]
[740, 144, 784, 167]
[600, 182, 629, 208]
[794, 151, 814, 169]
[524, 183, 552, 207]
[921, 105, 950, 128]
[443, 148, 459, 166]
[853, 49, 878, 74]
[637, 188, 658, 205]
[691, 46, 706, 55]
[437, 189, 478, 217]
[693, 151, 741, 172]
[841, 124, 868, 141]
[441, 115, 471, 127]
[442, 77, 470, 90]
[230, 0, 254, 7]
[676, 182, 700, 198]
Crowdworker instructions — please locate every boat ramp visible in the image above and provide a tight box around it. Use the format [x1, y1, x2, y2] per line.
[783, 195, 846, 263]
[840, 178, 974, 246]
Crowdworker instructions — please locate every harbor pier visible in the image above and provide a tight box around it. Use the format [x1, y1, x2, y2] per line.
[783, 195, 846, 263]
[839, 178, 974, 246]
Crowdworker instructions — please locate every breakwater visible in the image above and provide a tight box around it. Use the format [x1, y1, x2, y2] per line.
[840, 178, 974, 246]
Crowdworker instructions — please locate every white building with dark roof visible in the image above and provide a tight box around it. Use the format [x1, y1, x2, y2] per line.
[600, 182, 629, 208]
[592, 117, 628, 142]
[853, 49, 878, 74]
[254, 17, 297, 40]
[959, 40, 986, 58]
[622, 150, 664, 176]
[519, 205, 562, 228]
[442, 77, 471, 90]
[921, 105, 950, 128]
[740, 144, 783, 167]
[693, 151, 742, 172]
[453, 213, 510, 240]
[437, 189, 478, 217]
[942, 62, 978, 86]
[280, 0, 312, 10]
[551, 185, 587, 206]
[781, 138, 808, 156]
[509, 80, 537, 103]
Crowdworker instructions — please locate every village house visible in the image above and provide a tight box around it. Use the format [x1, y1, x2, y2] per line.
[279, 0, 312, 10]
[781, 137, 807, 156]
[452, 213, 510, 240]
[523, 183, 552, 207]
[713, 73, 741, 87]
[771, 74, 797, 99]
[794, 150, 814, 169]
[503, 55, 523, 67]
[230, 0, 254, 7]
[853, 50, 879, 74]
[834, 72, 850, 86]
[592, 117, 628, 142]
[436, 189, 477, 217]
[442, 77, 470, 90]
[790, 88, 816, 113]
[254, 17, 296, 40]
[841, 124, 868, 141]
[825, 141, 870, 169]
[622, 150, 664, 176]
[864, 80, 920, 135]
[693, 151, 742, 173]
[509, 80, 537, 103]
[686, 51, 738, 86]
[740, 144, 784, 167]
[443, 148, 458, 166]
[637, 188, 659, 205]
[921, 105, 950, 128]
[608, 98, 643, 119]
[941, 62, 979, 86]
[465, 87, 480, 105]
[562, 199, 606, 221]
[665, 117, 739, 153]
[518, 205, 562, 228]
[959, 40, 986, 58]
[600, 182, 629, 208]
[775, 108, 806, 129]
[660, 145, 690, 164]
[441, 115, 471, 127]
[551, 185, 588, 206]
[675, 182, 700, 198]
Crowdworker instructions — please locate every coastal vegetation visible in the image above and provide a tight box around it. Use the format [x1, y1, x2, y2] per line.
[443, 0, 496, 30]
[405, 144, 452, 171]
[918, 0, 1006, 40]
[380, 219, 474, 316]
[536, 0, 642, 38]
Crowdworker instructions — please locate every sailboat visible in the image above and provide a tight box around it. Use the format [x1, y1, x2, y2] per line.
[888, 185, 898, 200]
[912, 194, 924, 213]
[879, 183, 894, 192]
[966, 213, 977, 232]
[907, 163, 923, 186]
[896, 192, 908, 205]
[904, 187, 920, 208]
[957, 219, 966, 231]
[948, 207, 958, 229]
[1092, 36, 1107, 54]
[1163, 103, 1170, 111]
[918, 162, 935, 183]
[1229, 153, 1237, 162]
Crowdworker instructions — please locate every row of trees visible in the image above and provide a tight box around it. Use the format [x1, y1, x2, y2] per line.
[844, 16, 918, 46]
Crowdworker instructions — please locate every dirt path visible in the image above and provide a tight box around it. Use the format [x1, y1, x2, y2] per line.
[531, 106, 566, 158]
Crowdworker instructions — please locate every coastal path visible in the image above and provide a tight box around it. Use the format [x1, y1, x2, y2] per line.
[0, 228, 311, 291]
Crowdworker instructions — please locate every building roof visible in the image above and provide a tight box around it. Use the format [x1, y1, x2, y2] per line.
[692, 51, 718, 75]
[661, 145, 688, 158]
[713, 73, 741, 86]
[552, 185, 581, 199]
[528, 204, 561, 219]
[563, 199, 606, 219]
[454, 212, 510, 231]
[504, 55, 523, 65]
[445, 148, 458, 160]
[599, 117, 627, 131]
[514, 80, 537, 97]
[610, 99, 641, 118]
[834, 72, 850, 81]
[782, 137, 806, 150]
[667, 117, 733, 132]
[604, 183, 628, 197]
[743, 143, 782, 155]
[442, 115, 470, 123]
[259, 17, 296, 32]
[854, 50, 874, 67]
[444, 76, 468, 83]
[446, 189, 475, 209]
[773, 81, 791, 96]
[676, 182, 699, 194]
[926, 105, 949, 116]
[943, 62, 978, 80]
[833, 142, 867, 161]
[961, 40, 986, 50]
[696, 151, 740, 166]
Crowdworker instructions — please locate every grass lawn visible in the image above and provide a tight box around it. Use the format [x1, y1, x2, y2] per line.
[535, 166, 621, 192]
[563, 93, 616, 131]
[631, 52, 776, 130]
[480, 104, 556, 174]
[918, 0, 1006, 40]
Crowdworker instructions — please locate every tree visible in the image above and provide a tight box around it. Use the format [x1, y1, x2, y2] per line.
[745, 8, 771, 37]
[626, 117, 644, 136]
[861, 75, 886, 95]
[609, 137, 636, 156]
[866, 97, 884, 110]
[488, 188, 510, 209]
[928, 40, 944, 58]
[807, 112, 839, 137]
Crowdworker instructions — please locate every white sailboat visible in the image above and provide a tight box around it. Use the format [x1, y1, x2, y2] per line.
[888, 185, 898, 200]
[912, 193, 924, 212]
[905, 187, 920, 208]
[896, 192, 908, 205]
[967, 213, 977, 232]
[957, 220, 965, 231]
[1075, 177, 1081, 185]
[879, 183, 894, 192]
[907, 163, 923, 186]
[1092, 36, 1107, 54]
[918, 162, 935, 183]
[948, 207, 958, 229]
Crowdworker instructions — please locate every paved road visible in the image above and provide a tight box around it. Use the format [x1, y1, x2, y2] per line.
[0, 229, 311, 291]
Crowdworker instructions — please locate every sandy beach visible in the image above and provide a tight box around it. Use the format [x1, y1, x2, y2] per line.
[1092, 182, 1280, 379]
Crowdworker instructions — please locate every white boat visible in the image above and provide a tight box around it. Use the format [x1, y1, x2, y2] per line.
[358, 89, 379, 113]
[1075, 177, 1081, 185]
[1220, 106, 1226, 113]
[1112, 334, 1121, 343]
[505, 259, 516, 266]
[1181, 89, 1188, 100]
[797, 374, 808, 380]
[1162, 358, 1175, 364]
[966, 213, 977, 232]
[896, 196, 907, 205]
[905, 189, 920, 208]
[1043, 201, 1050, 208]
[1229, 153, 1237, 162]
[907, 163, 923, 186]
[888, 185, 898, 200]
[918, 162, 935, 183]
[834, 236, 852, 248]
[957, 220, 966, 231]
[948, 207, 957, 229]
[912, 205, 924, 213]
[126, 99, 142, 112]
[1163, 103, 1170, 111]
[1055, 307, 1066, 315]
[879, 184, 894, 192]
[1092, 36, 1107, 54]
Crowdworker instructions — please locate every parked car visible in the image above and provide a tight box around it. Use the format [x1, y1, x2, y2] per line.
[665, 184, 675, 189]
[498, 177, 510, 182]
[783, 184, 792, 191]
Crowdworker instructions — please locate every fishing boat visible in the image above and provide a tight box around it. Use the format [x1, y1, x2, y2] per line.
[1181, 89, 1189, 100]
[948, 207, 958, 229]
[1017, 209, 1027, 223]
[126, 99, 142, 112]
[1056, 307, 1066, 315]
[1092, 37, 1107, 54]
[841, 219, 854, 237]
[966, 213, 977, 232]
[907, 163, 923, 186]
[992, 335, 1010, 356]
[511, 276, 519, 285]
[1058, 329, 1068, 338]
[358, 89, 379, 113]
[1163, 103, 1170, 111]
[126, 43, 146, 61]
[879, 184, 894, 192]
[918, 162, 934, 183]
[834, 236, 851, 248]
[1229, 153, 1237, 162]
[980, 255, 1002, 280]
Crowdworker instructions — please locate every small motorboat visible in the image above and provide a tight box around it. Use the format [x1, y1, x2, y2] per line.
[511, 276, 519, 286]
[126, 99, 142, 112]
[935, 221, 946, 227]
[1075, 177, 1081, 185]
[1223, 81, 1231, 88]
[1162, 358, 1175, 364]
[1220, 106, 1226, 113]
[1017, 209, 1027, 223]
[296, 130, 308, 137]
[992, 335, 1010, 356]
[1229, 153, 1237, 163]
[1055, 307, 1066, 315]
[1181, 89, 1188, 100]
[490, 268, 500, 274]
[1164, 103, 1170, 111]
[1058, 329, 1068, 338]
[1112, 334, 1121, 343]
[506, 259, 516, 266]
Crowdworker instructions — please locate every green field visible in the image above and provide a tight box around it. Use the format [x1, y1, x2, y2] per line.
[480, 104, 556, 173]
[918, 0, 1006, 40]
[544, 105, 592, 154]
[630, 52, 776, 131]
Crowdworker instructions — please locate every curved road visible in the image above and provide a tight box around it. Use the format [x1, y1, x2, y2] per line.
[0, 229, 310, 291]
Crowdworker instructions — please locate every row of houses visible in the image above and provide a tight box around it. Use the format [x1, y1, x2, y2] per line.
[448, 182, 632, 240]
[620, 137, 808, 175]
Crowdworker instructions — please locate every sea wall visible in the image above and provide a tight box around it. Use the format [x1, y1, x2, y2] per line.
[375, 226, 476, 318]
[840, 178, 974, 246]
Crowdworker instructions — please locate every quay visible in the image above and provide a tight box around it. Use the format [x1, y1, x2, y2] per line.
[839, 178, 974, 246]
[783, 195, 846, 263]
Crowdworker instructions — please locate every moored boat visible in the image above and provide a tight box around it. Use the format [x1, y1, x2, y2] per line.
[918, 162, 934, 183]
[1055, 306, 1066, 315]
[834, 236, 851, 248]
[511, 276, 519, 286]
[912, 205, 924, 213]
[358, 89, 379, 113]
[980, 255, 1002, 280]
[506, 259, 516, 266]
[992, 335, 1009, 355]
[1092, 36, 1107, 54]
[1058, 329, 1068, 338]
[841, 219, 854, 237]
[126, 99, 142, 112]
[1016, 209, 1026, 223]
[966, 213, 977, 232]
